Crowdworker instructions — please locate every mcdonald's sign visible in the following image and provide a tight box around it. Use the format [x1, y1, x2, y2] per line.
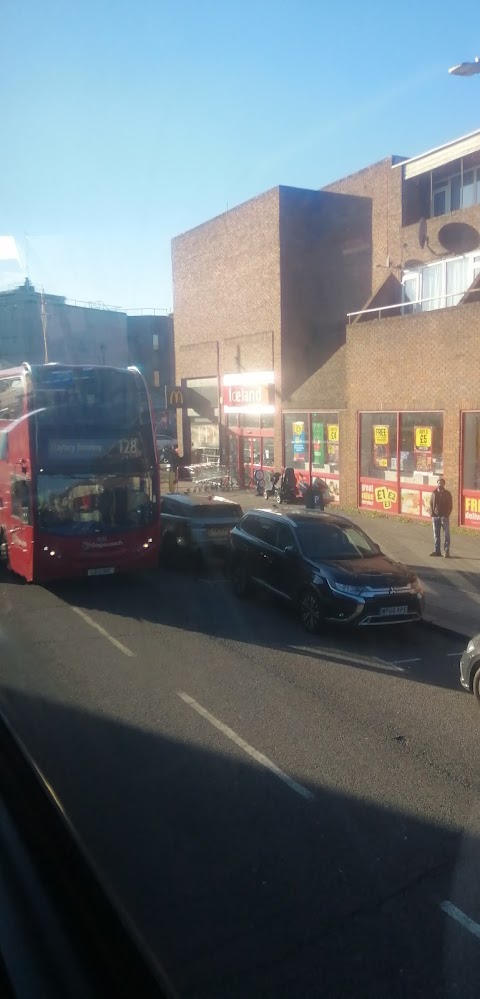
[166, 386, 185, 409]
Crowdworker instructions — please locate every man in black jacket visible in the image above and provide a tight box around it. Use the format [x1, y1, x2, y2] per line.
[430, 477, 453, 557]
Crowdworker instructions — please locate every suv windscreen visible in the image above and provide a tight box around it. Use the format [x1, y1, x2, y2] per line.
[295, 522, 378, 560]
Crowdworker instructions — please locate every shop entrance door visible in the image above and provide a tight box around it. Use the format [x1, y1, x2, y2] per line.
[226, 424, 276, 488]
[241, 436, 262, 487]
[226, 429, 275, 488]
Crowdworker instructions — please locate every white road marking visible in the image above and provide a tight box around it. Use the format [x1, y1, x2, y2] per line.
[446, 652, 462, 657]
[392, 658, 421, 664]
[290, 646, 405, 672]
[440, 901, 480, 940]
[71, 607, 135, 657]
[177, 691, 314, 801]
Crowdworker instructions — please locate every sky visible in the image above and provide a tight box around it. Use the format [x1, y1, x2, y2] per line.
[1, 0, 479, 311]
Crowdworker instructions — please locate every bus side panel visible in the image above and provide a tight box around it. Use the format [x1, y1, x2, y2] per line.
[1, 419, 35, 583]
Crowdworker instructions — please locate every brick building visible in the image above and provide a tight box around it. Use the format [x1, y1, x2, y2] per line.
[172, 184, 372, 489]
[172, 128, 480, 526]
[341, 131, 480, 528]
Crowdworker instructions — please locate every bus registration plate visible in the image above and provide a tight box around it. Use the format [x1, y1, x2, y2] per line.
[88, 567, 115, 576]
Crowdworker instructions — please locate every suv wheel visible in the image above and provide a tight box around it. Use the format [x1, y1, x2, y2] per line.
[298, 588, 322, 634]
[231, 561, 251, 598]
[473, 664, 480, 704]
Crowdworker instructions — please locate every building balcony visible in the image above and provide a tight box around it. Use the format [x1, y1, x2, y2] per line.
[348, 254, 480, 324]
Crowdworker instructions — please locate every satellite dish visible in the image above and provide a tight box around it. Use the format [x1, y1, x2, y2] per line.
[404, 258, 423, 270]
[438, 222, 480, 254]
[418, 218, 428, 249]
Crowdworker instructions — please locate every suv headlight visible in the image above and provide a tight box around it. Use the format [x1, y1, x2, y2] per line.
[330, 580, 363, 596]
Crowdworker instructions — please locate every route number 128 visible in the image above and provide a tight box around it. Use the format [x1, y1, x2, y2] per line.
[119, 438, 140, 455]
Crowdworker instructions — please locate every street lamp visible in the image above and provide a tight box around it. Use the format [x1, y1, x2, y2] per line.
[449, 56, 480, 76]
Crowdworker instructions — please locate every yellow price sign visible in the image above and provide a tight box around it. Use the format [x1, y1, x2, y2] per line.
[415, 427, 432, 449]
[327, 424, 339, 443]
[374, 425, 389, 445]
[375, 486, 397, 510]
[293, 422, 304, 437]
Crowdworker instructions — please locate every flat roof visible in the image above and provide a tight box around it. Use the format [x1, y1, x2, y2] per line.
[393, 128, 480, 179]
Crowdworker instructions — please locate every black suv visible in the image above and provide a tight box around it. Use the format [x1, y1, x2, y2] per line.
[230, 509, 424, 632]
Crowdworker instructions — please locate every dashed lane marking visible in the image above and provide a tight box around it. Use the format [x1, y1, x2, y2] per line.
[71, 607, 135, 658]
[441, 901, 480, 941]
[177, 691, 314, 801]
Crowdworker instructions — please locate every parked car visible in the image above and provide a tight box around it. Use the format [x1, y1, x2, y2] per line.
[459, 635, 480, 703]
[160, 494, 243, 565]
[229, 509, 424, 632]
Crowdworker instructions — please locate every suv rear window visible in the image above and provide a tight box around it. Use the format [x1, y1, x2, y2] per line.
[193, 504, 242, 519]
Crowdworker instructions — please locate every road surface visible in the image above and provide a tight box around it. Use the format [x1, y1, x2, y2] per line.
[0, 560, 479, 997]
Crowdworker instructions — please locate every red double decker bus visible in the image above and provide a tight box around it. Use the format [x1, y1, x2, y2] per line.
[0, 363, 160, 582]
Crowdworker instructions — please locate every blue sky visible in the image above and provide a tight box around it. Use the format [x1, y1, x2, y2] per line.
[1, 0, 479, 310]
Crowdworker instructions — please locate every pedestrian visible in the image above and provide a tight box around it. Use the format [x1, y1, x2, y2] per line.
[429, 477, 453, 558]
[166, 445, 181, 494]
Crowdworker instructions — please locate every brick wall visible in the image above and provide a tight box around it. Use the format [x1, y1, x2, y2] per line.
[172, 186, 282, 360]
[344, 301, 480, 518]
[326, 158, 480, 277]
[323, 157, 404, 291]
[401, 203, 480, 267]
[279, 187, 372, 411]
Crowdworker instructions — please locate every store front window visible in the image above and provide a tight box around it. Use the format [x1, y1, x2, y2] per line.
[284, 413, 310, 472]
[462, 412, 480, 528]
[359, 412, 443, 518]
[283, 412, 340, 504]
[185, 376, 219, 465]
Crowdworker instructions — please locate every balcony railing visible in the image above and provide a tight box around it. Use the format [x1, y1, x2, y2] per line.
[347, 293, 473, 323]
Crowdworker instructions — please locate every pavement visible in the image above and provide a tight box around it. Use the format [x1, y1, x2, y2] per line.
[176, 482, 480, 639]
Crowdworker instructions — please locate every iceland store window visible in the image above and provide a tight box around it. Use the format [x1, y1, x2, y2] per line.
[284, 413, 310, 472]
[283, 412, 340, 504]
[359, 412, 443, 518]
[462, 413, 480, 528]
